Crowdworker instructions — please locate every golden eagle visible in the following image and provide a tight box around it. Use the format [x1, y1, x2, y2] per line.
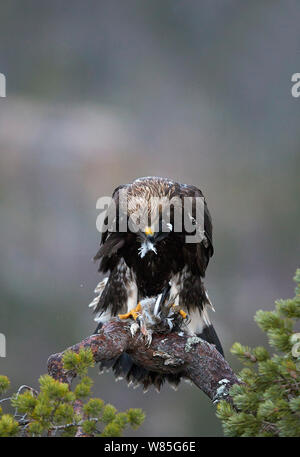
[90, 176, 223, 391]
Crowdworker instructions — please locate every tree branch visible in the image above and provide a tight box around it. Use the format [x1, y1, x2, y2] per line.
[47, 318, 240, 404]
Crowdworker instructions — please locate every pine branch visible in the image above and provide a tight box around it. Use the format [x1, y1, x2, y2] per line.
[47, 318, 240, 404]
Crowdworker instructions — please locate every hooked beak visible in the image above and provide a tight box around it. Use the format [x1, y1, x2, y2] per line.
[144, 226, 154, 237]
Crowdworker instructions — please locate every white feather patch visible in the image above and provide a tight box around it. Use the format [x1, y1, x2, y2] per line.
[126, 278, 138, 312]
[154, 294, 162, 316]
[88, 277, 108, 310]
[94, 277, 108, 294]
[186, 306, 211, 335]
[94, 309, 111, 323]
[138, 240, 157, 258]
[205, 289, 215, 311]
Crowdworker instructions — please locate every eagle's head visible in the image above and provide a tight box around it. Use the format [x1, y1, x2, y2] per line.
[95, 176, 213, 269]
[121, 177, 181, 259]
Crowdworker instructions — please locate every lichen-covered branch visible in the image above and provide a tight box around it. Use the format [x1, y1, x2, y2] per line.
[47, 319, 240, 404]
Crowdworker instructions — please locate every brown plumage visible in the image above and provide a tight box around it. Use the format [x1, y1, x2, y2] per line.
[90, 176, 223, 391]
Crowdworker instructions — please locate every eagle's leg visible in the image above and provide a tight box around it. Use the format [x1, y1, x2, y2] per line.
[138, 317, 153, 347]
[128, 317, 152, 346]
[118, 303, 153, 346]
[118, 302, 142, 321]
[130, 321, 140, 337]
[171, 304, 188, 320]
[179, 309, 188, 319]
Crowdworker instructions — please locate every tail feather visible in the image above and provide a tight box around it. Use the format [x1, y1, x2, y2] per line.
[186, 303, 224, 357]
[112, 353, 134, 379]
[99, 352, 172, 392]
[198, 324, 224, 356]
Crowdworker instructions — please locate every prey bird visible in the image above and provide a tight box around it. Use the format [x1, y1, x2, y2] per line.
[90, 285, 189, 347]
[90, 176, 223, 391]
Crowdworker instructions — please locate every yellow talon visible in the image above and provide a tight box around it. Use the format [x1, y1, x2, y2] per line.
[179, 309, 187, 319]
[118, 310, 132, 320]
[170, 304, 186, 318]
[118, 302, 142, 321]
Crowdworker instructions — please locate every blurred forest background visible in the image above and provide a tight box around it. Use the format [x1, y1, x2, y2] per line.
[0, 0, 299, 436]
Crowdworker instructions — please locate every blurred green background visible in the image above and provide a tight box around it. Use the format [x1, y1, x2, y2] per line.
[0, 0, 299, 436]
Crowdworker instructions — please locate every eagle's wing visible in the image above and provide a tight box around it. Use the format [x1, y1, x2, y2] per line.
[168, 183, 223, 355]
[96, 182, 128, 248]
[175, 182, 214, 276]
[92, 183, 139, 320]
[91, 257, 138, 321]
